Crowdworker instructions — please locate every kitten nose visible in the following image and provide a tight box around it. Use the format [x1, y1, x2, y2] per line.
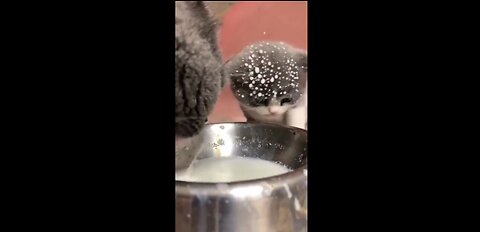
[176, 136, 188, 148]
[268, 107, 280, 114]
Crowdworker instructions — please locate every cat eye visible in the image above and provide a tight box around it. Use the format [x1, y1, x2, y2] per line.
[280, 98, 292, 105]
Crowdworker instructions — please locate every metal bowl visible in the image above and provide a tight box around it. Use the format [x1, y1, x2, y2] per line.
[175, 122, 307, 232]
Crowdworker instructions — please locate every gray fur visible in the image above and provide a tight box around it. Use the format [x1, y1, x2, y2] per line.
[175, 1, 224, 137]
[225, 41, 307, 123]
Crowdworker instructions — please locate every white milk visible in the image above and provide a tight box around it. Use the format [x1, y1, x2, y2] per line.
[176, 156, 292, 183]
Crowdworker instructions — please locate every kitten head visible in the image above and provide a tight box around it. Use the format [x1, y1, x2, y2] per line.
[226, 41, 307, 117]
[175, 1, 224, 138]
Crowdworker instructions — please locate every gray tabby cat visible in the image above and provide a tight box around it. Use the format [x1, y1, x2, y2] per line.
[175, 1, 225, 141]
[226, 41, 308, 129]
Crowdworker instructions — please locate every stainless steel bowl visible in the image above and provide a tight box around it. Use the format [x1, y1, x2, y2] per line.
[175, 122, 307, 232]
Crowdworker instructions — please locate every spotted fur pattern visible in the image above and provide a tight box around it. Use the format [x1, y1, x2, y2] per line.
[226, 41, 307, 129]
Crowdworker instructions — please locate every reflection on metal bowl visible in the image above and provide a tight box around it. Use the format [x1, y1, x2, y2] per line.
[175, 122, 307, 232]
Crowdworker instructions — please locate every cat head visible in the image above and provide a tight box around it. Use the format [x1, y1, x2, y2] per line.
[175, 1, 224, 138]
[226, 41, 307, 117]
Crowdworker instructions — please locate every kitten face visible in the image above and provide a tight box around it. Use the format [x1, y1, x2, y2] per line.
[242, 98, 294, 118]
[175, 1, 224, 138]
[226, 41, 307, 118]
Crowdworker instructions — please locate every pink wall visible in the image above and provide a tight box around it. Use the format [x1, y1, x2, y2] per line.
[208, 2, 308, 123]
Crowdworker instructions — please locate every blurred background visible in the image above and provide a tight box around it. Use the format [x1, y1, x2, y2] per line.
[205, 1, 307, 123]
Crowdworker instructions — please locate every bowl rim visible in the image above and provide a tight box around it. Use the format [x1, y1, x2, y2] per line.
[175, 122, 307, 189]
[204, 121, 307, 132]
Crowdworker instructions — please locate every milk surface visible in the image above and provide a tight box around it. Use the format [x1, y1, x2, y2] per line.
[176, 156, 292, 183]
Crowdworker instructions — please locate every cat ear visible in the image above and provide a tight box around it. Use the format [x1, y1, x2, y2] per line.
[188, 1, 222, 60]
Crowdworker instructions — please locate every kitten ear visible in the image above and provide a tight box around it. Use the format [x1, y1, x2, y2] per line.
[294, 50, 308, 87]
[294, 50, 308, 71]
[220, 61, 229, 88]
[223, 57, 235, 76]
[223, 57, 242, 87]
[220, 58, 233, 87]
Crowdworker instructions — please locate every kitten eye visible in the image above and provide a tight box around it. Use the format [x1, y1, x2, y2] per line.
[280, 98, 292, 105]
[255, 98, 268, 106]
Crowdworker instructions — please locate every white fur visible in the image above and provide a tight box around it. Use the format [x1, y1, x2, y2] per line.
[286, 82, 307, 130]
[241, 87, 307, 130]
[241, 104, 288, 123]
[286, 106, 306, 130]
